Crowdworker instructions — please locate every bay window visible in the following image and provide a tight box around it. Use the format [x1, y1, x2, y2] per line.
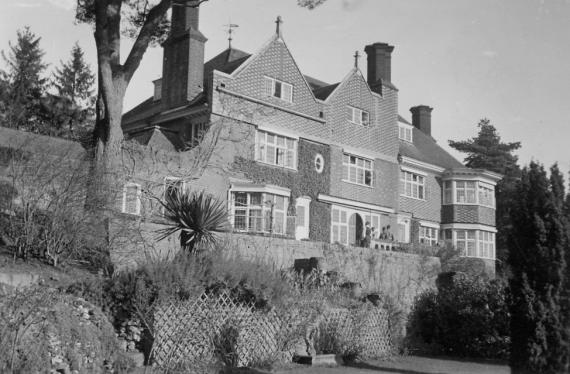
[443, 180, 496, 207]
[419, 226, 438, 246]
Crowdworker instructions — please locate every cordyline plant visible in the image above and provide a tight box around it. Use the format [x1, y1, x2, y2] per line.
[157, 188, 229, 253]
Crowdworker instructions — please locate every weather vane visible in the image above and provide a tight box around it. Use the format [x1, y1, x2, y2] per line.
[224, 22, 239, 48]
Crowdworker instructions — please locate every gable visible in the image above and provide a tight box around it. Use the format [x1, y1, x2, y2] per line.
[224, 36, 321, 119]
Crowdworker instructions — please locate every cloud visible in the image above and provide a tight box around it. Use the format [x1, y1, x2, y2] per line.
[14, 2, 41, 8]
[47, 0, 75, 11]
[482, 50, 498, 58]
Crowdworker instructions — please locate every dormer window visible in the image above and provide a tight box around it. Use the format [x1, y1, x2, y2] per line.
[399, 123, 413, 142]
[347, 106, 370, 126]
[264, 76, 293, 102]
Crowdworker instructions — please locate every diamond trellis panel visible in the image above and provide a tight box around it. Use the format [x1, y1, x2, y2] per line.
[153, 292, 392, 369]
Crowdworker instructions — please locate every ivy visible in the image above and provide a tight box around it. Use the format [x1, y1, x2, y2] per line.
[233, 139, 331, 242]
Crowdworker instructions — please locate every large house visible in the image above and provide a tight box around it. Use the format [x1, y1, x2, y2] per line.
[120, 5, 501, 262]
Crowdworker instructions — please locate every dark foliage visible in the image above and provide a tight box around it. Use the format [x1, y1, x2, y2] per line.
[507, 162, 570, 373]
[406, 272, 510, 360]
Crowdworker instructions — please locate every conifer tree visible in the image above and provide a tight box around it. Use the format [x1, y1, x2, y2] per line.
[508, 162, 570, 373]
[449, 119, 521, 271]
[0, 27, 48, 131]
[53, 43, 95, 111]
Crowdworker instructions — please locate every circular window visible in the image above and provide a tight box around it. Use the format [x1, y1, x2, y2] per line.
[314, 153, 324, 173]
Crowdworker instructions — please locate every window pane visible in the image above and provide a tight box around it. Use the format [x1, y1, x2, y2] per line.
[274, 195, 285, 210]
[235, 192, 247, 206]
[332, 209, 339, 222]
[250, 192, 262, 206]
[274, 81, 282, 98]
[340, 211, 347, 223]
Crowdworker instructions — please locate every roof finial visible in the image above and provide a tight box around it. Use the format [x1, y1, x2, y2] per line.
[275, 16, 283, 37]
[354, 50, 360, 68]
[225, 22, 239, 48]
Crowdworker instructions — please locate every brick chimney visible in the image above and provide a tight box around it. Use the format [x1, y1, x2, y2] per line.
[410, 105, 433, 136]
[161, 1, 207, 109]
[364, 42, 395, 92]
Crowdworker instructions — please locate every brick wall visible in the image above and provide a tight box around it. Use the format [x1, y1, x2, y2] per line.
[398, 172, 442, 222]
[441, 205, 496, 226]
[328, 145, 399, 208]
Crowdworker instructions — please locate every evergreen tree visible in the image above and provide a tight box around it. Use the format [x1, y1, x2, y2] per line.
[53, 43, 95, 111]
[0, 27, 48, 130]
[508, 162, 570, 373]
[449, 119, 521, 272]
[45, 42, 95, 137]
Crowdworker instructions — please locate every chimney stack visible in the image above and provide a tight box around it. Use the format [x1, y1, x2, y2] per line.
[410, 105, 433, 136]
[364, 42, 395, 91]
[161, 1, 207, 109]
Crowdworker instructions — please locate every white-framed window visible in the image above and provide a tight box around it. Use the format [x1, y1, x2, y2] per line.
[479, 231, 495, 259]
[188, 123, 207, 147]
[364, 214, 381, 239]
[444, 181, 453, 204]
[444, 180, 495, 207]
[398, 124, 413, 142]
[456, 230, 477, 257]
[478, 183, 495, 207]
[255, 130, 297, 170]
[342, 154, 373, 187]
[456, 181, 477, 204]
[331, 208, 349, 245]
[347, 106, 370, 126]
[264, 76, 293, 102]
[420, 226, 438, 246]
[231, 191, 288, 234]
[122, 182, 141, 215]
[400, 170, 425, 199]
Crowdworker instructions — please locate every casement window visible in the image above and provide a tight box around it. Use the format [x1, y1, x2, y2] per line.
[255, 130, 297, 170]
[419, 226, 439, 246]
[331, 208, 349, 245]
[398, 124, 413, 142]
[122, 183, 141, 215]
[444, 180, 495, 207]
[456, 181, 477, 204]
[479, 231, 495, 259]
[347, 106, 370, 126]
[342, 154, 373, 187]
[400, 170, 425, 199]
[188, 123, 207, 148]
[478, 183, 495, 207]
[264, 76, 293, 102]
[456, 230, 477, 257]
[444, 181, 453, 204]
[231, 191, 288, 234]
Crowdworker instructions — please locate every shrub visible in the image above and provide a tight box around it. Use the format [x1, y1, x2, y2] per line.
[406, 272, 510, 360]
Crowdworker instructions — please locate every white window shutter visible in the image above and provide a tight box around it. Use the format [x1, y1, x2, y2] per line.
[283, 83, 293, 102]
[264, 77, 273, 96]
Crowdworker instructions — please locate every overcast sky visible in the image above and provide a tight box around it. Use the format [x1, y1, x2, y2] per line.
[1, 0, 569, 174]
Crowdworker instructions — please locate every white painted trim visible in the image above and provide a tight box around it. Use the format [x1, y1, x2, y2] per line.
[257, 125, 300, 140]
[343, 147, 377, 161]
[419, 220, 440, 229]
[400, 156, 446, 173]
[230, 183, 291, 197]
[440, 223, 497, 233]
[401, 165, 427, 176]
[318, 193, 395, 213]
[443, 174, 499, 186]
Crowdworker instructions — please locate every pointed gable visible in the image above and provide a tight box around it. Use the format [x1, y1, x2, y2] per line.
[223, 34, 321, 119]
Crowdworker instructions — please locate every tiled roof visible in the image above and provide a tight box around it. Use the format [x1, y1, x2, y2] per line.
[122, 96, 162, 125]
[204, 47, 251, 77]
[127, 127, 185, 152]
[399, 126, 463, 170]
[398, 115, 412, 126]
[304, 75, 330, 91]
[313, 83, 340, 100]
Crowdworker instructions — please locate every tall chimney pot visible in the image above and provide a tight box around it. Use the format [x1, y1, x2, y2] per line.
[410, 105, 433, 137]
[364, 42, 395, 90]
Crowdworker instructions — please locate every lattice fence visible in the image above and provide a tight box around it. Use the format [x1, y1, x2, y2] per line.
[153, 292, 391, 368]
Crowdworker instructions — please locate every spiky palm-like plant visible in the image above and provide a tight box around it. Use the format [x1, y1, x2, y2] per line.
[157, 188, 229, 253]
